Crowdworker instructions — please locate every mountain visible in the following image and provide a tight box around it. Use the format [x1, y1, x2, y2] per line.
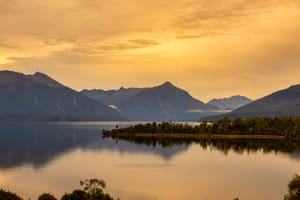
[0, 70, 122, 121]
[207, 95, 252, 111]
[81, 87, 144, 106]
[203, 84, 300, 120]
[82, 81, 217, 121]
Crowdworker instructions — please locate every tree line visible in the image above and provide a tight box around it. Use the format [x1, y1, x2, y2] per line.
[103, 116, 300, 140]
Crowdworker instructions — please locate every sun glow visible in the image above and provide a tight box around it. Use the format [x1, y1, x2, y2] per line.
[0, 0, 299, 100]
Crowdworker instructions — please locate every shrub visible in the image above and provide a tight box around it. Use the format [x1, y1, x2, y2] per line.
[38, 193, 57, 200]
[0, 189, 22, 200]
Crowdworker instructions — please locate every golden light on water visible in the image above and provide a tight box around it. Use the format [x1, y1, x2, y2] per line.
[0, 146, 298, 200]
[0, 174, 10, 185]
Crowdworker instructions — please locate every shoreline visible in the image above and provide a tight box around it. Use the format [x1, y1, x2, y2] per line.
[103, 133, 286, 140]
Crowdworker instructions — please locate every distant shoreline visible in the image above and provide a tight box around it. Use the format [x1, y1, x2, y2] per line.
[103, 132, 286, 140]
[102, 117, 300, 141]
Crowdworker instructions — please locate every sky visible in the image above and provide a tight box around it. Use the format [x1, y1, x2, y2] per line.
[0, 0, 300, 102]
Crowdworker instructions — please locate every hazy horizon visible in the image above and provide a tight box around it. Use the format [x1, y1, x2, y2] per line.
[1, 0, 300, 102]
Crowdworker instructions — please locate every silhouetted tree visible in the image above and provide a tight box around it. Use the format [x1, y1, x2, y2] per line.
[0, 189, 22, 200]
[61, 189, 89, 200]
[284, 174, 300, 200]
[38, 193, 57, 200]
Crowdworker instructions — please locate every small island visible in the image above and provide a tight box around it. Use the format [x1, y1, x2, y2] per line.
[103, 116, 300, 141]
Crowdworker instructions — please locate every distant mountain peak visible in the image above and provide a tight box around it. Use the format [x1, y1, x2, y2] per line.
[160, 81, 174, 87]
[29, 72, 65, 88]
[207, 95, 252, 110]
[0, 70, 65, 88]
[33, 72, 49, 78]
[155, 81, 179, 91]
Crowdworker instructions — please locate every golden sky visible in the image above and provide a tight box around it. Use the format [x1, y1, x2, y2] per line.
[1, 0, 300, 101]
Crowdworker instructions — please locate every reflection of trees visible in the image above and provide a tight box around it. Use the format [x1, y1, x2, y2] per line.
[106, 136, 300, 155]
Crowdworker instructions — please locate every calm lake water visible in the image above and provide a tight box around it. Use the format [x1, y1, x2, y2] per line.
[0, 121, 300, 200]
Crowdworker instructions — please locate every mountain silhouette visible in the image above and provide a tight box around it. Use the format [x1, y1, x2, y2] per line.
[81, 87, 144, 106]
[204, 84, 300, 119]
[207, 95, 252, 111]
[0, 70, 122, 121]
[83, 81, 217, 121]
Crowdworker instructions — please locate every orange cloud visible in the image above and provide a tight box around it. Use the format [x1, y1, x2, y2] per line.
[0, 0, 300, 101]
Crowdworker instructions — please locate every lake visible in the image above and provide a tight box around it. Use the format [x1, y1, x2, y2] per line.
[0, 121, 299, 200]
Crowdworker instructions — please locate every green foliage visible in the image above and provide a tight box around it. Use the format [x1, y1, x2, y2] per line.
[103, 116, 300, 140]
[38, 193, 57, 200]
[284, 174, 300, 200]
[0, 189, 22, 200]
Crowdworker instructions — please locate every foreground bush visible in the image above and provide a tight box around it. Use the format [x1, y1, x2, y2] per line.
[0, 189, 22, 200]
[38, 193, 57, 200]
[0, 179, 116, 200]
[284, 174, 300, 200]
[61, 190, 89, 200]
[61, 189, 113, 200]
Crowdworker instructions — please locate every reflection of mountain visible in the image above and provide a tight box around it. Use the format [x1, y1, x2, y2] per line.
[1, 122, 300, 170]
[0, 122, 189, 169]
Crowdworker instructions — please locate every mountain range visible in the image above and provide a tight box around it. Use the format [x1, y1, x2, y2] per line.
[2, 70, 300, 121]
[0, 71, 121, 121]
[81, 87, 143, 106]
[82, 82, 219, 121]
[203, 84, 300, 120]
[229, 84, 300, 117]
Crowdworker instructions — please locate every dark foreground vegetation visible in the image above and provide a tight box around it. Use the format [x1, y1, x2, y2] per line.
[284, 174, 300, 200]
[1, 175, 299, 200]
[103, 116, 300, 140]
[0, 179, 116, 200]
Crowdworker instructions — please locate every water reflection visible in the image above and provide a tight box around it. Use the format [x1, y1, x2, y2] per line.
[1, 122, 300, 170]
[0, 122, 300, 200]
[0, 122, 188, 169]
[108, 136, 300, 155]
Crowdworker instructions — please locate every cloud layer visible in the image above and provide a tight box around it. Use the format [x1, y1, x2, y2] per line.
[1, 0, 300, 101]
